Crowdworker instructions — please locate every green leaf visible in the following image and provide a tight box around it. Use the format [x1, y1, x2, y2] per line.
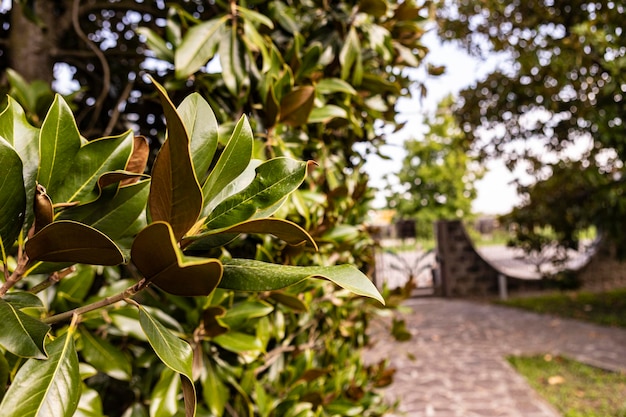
[175, 16, 227, 79]
[0, 299, 50, 359]
[149, 368, 180, 417]
[339, 27, 363, 86]
[202, 361, 228, 417]
[269, 291, 308, 312]
[315, 78, 358, 95]
[55, 130, 135, 204]
[0, 352, 8, 403]
[75, 386, 104, 417]
[204, 158, 308, 230]
[178, 93, 219, 185]
[138, 306, 196, 417]
[58, 179, 150, 243]
[0, 97, 39, 234]
[184, 217, 317, 251]
[212, 331, 264, 355]
[37, 94, 82, 196]
[202, 115, 253, 213]
[0, 329, 80, 417]
[136, 27, 174, 63]
[236, 6, 274, 29]
[279, 86, 315, 127]
[219, 26, 247, 97]
[308, 105, 349, 123]
[220, 300, 274, 328]
[25, 220, 125, 265]
[0, 138, 26, 257]
[79, 328, 132, 381]
[359, 0, 388, 17]
[149, 78, 203, 241]
[131, 222, 223, 296]
[220, 259, 385, 305]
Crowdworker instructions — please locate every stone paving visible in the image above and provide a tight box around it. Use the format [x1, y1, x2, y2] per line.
[363, 297, 626, 417]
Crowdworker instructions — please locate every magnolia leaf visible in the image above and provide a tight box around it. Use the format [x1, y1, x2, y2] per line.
[0, 97, 39, 234]
[219, 26, 246, 97]
[200, 306, 229, 338]
[97, 171, 148, 190]
[0, 299, 49, 359]
[178, 93, 219, 185]
[184, 217, 317, 251]
[279, 86, 315, 127]
[55, 130, 134, 204]
[131, 222, 222, 296]
[359, 0, 388, 17]
[221, 259, 385, 305]
[0, 328, 80, 417]
[122, 136, 150, 183]
[339, 27, 363, 85]
[202, 115, 253, 214]
[175, 16, 227, 79]
[79, 328, 132, 381]
[0, 138, 26, 255]
[138, 306, 196, 417]
[37, 94, 82, 196]
[315, 78, 358, 95]
[150, 368, 180, 417]
[220, 300, 274, 329]
[212, 331, 264, 355]
[204, 158, 308, 230]
[136, 27, 174, 63]
[149, 78, 203, 241]
[58, 179, 150, 243]
[269, 291, 308, 312]
[308, 105, 349, 123]
[236, 6, 274, 29]
[25, 220, 125, 265]
[202, 361, 228, 417]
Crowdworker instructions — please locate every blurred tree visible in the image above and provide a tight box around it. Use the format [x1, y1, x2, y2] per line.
[437, 0, 626, 255]
[386, 95, 482, 238]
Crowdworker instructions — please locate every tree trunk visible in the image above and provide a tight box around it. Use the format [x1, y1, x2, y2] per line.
[8, 2, 66, 83]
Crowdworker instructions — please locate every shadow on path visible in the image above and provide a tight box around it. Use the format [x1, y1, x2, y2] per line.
[363, 298, 626, 417]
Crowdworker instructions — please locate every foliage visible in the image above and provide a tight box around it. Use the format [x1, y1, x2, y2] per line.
[437, 0, 626, 256]
[386, 95, 482, 238]
[508, 355, 626, 417]
[0, 84, 385, 416]
[498, 288, 626, 328]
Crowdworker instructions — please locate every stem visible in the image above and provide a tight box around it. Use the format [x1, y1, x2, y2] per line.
[43, 279, 149, 324]
[0, 251, 30, 297]
[29, 267, 76, 294]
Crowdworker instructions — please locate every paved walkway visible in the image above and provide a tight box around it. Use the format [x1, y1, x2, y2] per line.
[363, 297, 626, 417]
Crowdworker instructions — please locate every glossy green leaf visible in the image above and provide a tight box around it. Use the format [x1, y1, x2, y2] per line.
[279, 86, 315, 127]
[0, 352, 8, 403]
[202, 361, 228, 417]
[0, 298, 49, 359]
[269, 291, 308, 312]
[136, 27, 174, 63]
[56, 265, 96, 303]
[219, 26, 246, 97]
[237, 6, 274, 29]
[184, 217, 317, 251]
[0, 328, 80, 417]
[25, 220, 125, 265]
[308, 105, 349, 123]
[131, 222, 222, 296]
[37, 94, 82, 196]
[0, 97, 39, 234]
[138, 306, 196, 417]
[0, 138, 26, 256]
[178, 93, 219, 185]
[203, 159, 260, 217]
[315, 78, 358, 95]
[149, 78, 203, 241]
[204, 158, 308, 230]
[2, 291, 44, 310]
[220, 300, 274, 328]
[150, 368, 180, 417]
[175, 16, 227, 79]
[212, 331, 264, 355]
[74, 386, 104, 417]
[55, 130, 135, 204]
[339, 27, 363, 86]
[220, 259, 385, 305]
[202, 115, 253, 213]
[79, 328, 132, 381]
[58, 179, 150, 243]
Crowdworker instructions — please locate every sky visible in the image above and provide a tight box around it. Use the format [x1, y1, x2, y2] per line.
[364, 31, 524, 215]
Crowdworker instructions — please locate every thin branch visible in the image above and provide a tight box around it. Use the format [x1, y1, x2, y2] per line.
[42, 278, 149, 325]
[0, 252, 30, 297]
[28, 267, 76, 294]
[103, 78, 134, 137]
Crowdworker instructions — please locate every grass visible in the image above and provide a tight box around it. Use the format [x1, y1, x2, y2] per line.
[508, 354, 626, 417]
[497, 288, 626, 328]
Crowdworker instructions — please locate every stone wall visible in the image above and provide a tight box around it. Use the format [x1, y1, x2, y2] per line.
[434, 220, 499, 297]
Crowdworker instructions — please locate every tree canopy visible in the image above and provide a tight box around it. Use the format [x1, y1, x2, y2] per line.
[437, 0, 626, 253]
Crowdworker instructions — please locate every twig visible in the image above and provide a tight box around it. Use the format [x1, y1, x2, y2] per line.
[42, 278, 149, 324]
[28, 267, 76, 294]
[0, 252, 30, 297]
[103, 78, 134, 136]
